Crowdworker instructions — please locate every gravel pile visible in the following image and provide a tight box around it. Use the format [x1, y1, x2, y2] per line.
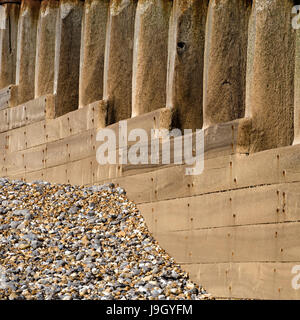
[0, 178, 211, 300]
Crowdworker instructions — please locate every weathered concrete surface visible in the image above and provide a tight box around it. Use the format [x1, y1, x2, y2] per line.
[79, 0, 109, 108]
[203, 0, 251, 128]
[167, 0, 208, 130]
[54, 0, 83, 117]
[15, 0, 40, 106]
[35, 0, 59, 98]
[103, 0, 137, 123]
[246, 0, 296, 152]
[0, 0, 299, 302]
[132, 0, 172, 117]
[0, 3, 19, 89]
[294, 29, 300, 144]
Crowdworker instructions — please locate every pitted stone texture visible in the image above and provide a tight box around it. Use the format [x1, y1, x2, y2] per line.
[15, 0, 40, 106]
[132, 0, 172, 117]
[104, 0, 137, 123]
[246, 0, 296, 152]
[167, 0, 208, 130]
[0, 4, 19, 89]
[293, 29, 300, 145]
[35, 0, 59, 98]
[79, 0, 109, 108]
[203, 0, 251, 128]
[54, 0, 83, 117]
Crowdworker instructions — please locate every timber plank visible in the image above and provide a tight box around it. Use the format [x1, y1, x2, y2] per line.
[138, 183, 300, 232]
[23, 145, 45, 173]
[44, 164, 68, 185]
[0, 85, 11, 110]
[67, 157, 93, 186]
[154, 222, 300, 264]
[183, 262, 300, 300]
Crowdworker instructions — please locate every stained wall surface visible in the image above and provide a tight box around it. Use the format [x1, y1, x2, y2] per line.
[0, 0, 299, 300]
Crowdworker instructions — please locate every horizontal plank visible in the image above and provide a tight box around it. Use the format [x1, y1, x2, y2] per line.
[43, 164, 68, 185]
[231, 144, 300, 189]
[6, 121, 45, 153]
[6, 142, 300, 206]
[103, 171, 156, 204]
[105, 108, 172, 150]
[0, 95, 46, 133]
[67, 130, 95, 163]
[111, 118, 243, 177]
[3, 145, 45, 176]
[154, 221, 300, 264]
[9, 96, 47, 130]
[183, 262, 300, 300]
[44, 129, 96, 168]
[120, 144, 300, 204]
[47, 99, 106, 140]
[138, 183, 300, 232]
[24, 169, 45, 183]
[4, 130, 96, 176]
[22, 156, 119, 187]
[23, 145, 45, 173]
[4, 123, 300, 206]
[5, 100, 107, 153]
[0, 85, 11, 110]
[67, 157, 93, 186]
[91, 158, 120, 184]
[44, 139, 68, 168]
[3, 149, 24, 175]
[24, 121, 46, 150]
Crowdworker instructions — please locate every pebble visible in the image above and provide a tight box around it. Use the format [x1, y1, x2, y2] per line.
[0, 179, 212, 300]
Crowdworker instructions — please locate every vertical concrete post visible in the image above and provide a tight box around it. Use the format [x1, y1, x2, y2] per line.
[0, 3, 20, 89]
[35, 0, 59, 98]
[53, 0, 83, 117]
[103, 0, 137, 123]
[246, 0, 295, 151]
[15, 0, 40, 106]
[131, 0, 172, 117]
[294, 28, 300, 144]
[167, 0, 208, 130]
[203, 0, 251, 128]
[79, 0, 109, 108]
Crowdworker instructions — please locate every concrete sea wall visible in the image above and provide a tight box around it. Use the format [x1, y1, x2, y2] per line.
[0, 0, 299, 299]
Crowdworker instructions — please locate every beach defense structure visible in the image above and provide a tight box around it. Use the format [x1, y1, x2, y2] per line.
[0, 0, 300, 299]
